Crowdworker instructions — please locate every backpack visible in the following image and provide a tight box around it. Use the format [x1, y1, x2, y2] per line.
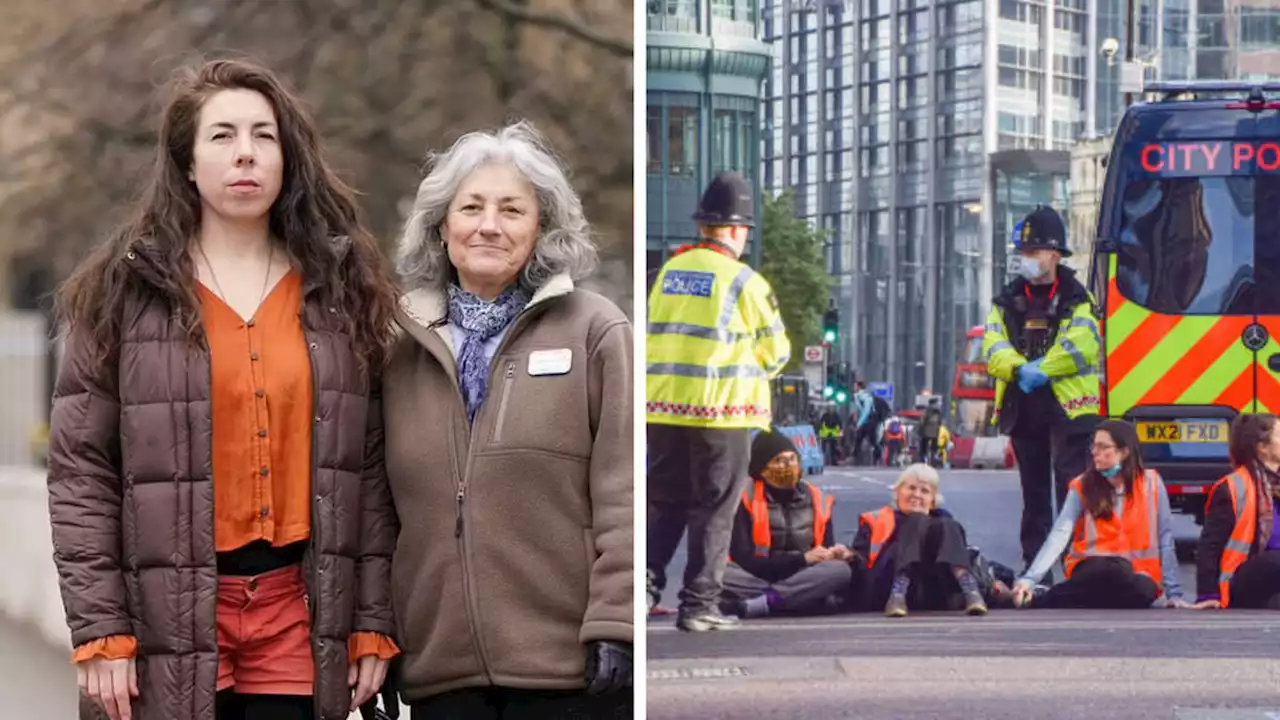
[872, 396, 892, 423]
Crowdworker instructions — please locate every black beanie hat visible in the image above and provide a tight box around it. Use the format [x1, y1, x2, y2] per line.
[749, 430, 799, 478]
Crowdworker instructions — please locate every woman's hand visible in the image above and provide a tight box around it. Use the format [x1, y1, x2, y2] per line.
[828, 544, 855, 562]
[77, 657, 138, 720]
[804, 547, 833, 564]
[350, 655, 391, 711]
[1011, 580, 1035, 608]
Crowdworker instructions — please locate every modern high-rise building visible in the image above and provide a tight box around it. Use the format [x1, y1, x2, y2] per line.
[645, 0, 772, 280]
[763, 0, 1280, 410]
[763, 0, 1082, 407]
[1095, 0, 1280, 134]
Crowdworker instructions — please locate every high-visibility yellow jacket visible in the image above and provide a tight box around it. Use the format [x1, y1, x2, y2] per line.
[646, 248, 790, 430]
[982, 275, 1101, 424]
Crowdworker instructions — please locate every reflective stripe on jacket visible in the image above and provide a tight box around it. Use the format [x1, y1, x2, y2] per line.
[1210, 467, 1259, 608]
[858, 506, 897, 569]
[646, 248, 790, 430]
[982, 293, 1101, 424]
[1064, 469, 1163, 594]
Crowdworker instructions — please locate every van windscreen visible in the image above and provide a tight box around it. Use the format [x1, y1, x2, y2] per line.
[1112, 139, 1280, 316]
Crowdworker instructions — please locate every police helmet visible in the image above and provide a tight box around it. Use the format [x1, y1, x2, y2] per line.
[692, 171, 755, 228]
[1012, 205, 1071, 258]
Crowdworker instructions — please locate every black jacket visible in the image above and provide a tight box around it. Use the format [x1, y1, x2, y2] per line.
[851, 507, 957, 570]
[730, 480, 836, 583]
[1196, 476, 1277, 601]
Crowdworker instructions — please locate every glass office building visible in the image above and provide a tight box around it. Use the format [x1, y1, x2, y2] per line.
[1096, 0, 1280, 133]
[763, 0, 1081, 406]
[645, 0, 772, 280]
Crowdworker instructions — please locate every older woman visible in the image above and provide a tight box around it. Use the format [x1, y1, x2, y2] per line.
[381, 121, 633, 719]
[852, 464, 989, 617]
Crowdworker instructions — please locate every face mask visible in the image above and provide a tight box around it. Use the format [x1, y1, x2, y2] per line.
[1099, 463, 1122, 479]
[1014, 256, 1046, 281]
[762, 465, 801, 488]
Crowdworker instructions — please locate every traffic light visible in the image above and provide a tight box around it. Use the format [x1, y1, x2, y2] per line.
[822, 384, 835, 399]
[835, 388, 848, 404]
[822, 300, 839, 345]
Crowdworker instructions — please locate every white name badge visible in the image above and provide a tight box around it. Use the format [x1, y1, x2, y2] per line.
[527, 348, 573, 376]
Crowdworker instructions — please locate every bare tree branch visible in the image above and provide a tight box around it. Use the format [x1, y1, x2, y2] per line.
[473, 0, 632, 56]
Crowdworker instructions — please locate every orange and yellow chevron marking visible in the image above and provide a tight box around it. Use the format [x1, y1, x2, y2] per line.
[1135, 316, 1253, 406]
[1215, 366, 1255, 412]
[1105, 255, 1255, 417]
[1252, 318, 1280, 414]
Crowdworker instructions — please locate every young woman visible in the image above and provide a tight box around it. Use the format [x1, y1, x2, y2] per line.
[47, 59, 400, 720]
[1195, 413, 1280, 609]
[1012, 420, 1188, 609]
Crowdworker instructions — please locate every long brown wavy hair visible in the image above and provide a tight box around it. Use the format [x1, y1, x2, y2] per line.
[55, 58, 398, 376]
[1229, 413, 1278, 468]
[1080, 420, 1144, 519]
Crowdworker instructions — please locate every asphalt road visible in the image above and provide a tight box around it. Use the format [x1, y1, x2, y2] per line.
[647, 467, 1280, 719]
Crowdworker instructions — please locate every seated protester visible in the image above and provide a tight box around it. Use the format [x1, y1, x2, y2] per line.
[1012, 420, 1189, 609]
[853, 463, 989, 617]
[1195, 413, 1280, 610]
[723, 430, 858, 619]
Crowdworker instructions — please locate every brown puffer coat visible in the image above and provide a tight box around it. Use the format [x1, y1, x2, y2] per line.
[46, 237, 397, 720]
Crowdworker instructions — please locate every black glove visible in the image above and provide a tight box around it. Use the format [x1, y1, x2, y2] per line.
[584, 640, 632, 695]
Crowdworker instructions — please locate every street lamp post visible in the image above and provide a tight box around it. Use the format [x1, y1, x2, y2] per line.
[1123, 0, 1136, 108]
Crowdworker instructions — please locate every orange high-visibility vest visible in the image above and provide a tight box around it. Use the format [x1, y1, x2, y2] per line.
[740, 479, 833, 557]
[858, 506, 897, 569]
[1209, 466, 1259, 608]
[1064, 469, 1163, 595]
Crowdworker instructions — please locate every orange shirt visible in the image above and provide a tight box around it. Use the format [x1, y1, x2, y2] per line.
[72, 270, 396, 664]
[203, 270, 313, 551]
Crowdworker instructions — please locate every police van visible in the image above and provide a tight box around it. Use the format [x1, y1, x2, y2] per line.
[1089, 81, 1280, 523]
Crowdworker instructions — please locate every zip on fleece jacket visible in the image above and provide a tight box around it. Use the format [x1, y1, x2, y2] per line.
[421, 295, 559, 684]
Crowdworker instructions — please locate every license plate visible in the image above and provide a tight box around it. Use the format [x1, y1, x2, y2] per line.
[1136, 421, 1226, 443]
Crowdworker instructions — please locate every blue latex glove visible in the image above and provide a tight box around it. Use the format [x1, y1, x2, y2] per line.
[1017, 360, 1048, 393]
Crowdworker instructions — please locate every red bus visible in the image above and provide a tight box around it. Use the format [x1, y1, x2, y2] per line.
[950, 326, 997, 436]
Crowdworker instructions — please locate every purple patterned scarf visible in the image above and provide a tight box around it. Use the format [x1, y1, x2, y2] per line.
[447, 283, 530, 422]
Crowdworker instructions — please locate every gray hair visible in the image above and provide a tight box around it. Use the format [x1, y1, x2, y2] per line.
[893, 463, 944, 507]
[395, 120, 599, 293]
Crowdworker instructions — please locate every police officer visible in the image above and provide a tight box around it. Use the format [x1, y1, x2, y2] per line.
[818, 404, 843, 466]
[982, 206, 1102, 571]
[646, 171, 792, 632]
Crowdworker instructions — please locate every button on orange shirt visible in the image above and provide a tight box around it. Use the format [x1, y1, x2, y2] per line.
[201, 270, 313, 551]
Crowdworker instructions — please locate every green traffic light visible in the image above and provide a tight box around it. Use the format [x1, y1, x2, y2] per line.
[823, 329, 837, 343]
[823, 385, 834, 398]
[835, 390, 848, 403]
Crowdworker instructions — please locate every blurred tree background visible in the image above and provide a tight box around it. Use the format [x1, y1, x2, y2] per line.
[0, 0, 635, 314]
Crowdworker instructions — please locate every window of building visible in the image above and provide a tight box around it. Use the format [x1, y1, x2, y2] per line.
[667, 107, 697, 176]
[646, 106, 662, 174]
[1053, 9, 1083, 32]
[712, 109, 737, 173]
[646, 0, 698, 31]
